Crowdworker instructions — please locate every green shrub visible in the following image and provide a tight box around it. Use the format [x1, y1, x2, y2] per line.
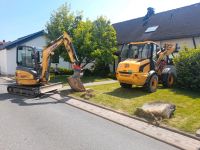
[93, 62, 110, 77]
[83, 69, 93, 76]
[50, 66, 74, 75]
[174, 48, 200, 90]
[108, 73, 116, 79]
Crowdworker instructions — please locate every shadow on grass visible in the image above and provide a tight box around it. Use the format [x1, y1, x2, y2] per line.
[105, 86, 148, 99]
[169, 87, 200, 99]
[50, 75, 112, 84]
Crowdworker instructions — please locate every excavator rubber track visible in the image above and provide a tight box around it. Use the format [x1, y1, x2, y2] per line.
[7, 82, 63, 97]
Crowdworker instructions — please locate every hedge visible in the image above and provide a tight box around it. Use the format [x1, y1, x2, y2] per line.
[50, 67, 74, 75]
[174, 48, 200, 90]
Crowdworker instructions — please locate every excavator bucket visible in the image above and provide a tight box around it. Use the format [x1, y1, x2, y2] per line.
[67, 77, 85, 92]
[67, 66, 86, 92]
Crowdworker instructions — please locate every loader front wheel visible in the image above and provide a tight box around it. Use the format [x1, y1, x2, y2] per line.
[162, 72, 175, 88]
[120, 83, 132, 88]
[146, 74, 158, 93]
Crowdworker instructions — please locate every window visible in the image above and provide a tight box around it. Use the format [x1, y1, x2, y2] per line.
[145, 26, 159, 33]
[17, 46, 35, 68]
[120, 43, 151, 60]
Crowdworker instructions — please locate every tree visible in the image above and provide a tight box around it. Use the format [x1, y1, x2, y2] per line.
[91, 16, 117, 69]
[46, 4, 117, 72]
[73, 20, 94, 67]
[46, 3, 82, 63]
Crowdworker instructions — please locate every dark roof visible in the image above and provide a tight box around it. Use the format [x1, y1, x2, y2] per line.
[0, 30, 46, 50]
[113, 3, 200, 44]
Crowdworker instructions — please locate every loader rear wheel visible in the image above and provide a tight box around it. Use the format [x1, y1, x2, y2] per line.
[162, 72, 175, 88]
[120, 83, 132, 88]
[146, 74, 158, 93]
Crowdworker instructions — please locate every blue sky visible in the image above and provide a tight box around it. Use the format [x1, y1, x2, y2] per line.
[0, 0, 200, 41]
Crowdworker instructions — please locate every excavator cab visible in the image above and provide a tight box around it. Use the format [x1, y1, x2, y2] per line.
[15, 46, 42, 85]
[17, 46, 42, 71]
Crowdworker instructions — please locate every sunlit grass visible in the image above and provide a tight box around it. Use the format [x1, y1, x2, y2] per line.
[70, 83, 200, 133]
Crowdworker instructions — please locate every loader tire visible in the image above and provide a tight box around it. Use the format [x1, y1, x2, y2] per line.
[162, 72, 175, 88]
[120, 83, 132, 88]
[146, 74, 158, 93]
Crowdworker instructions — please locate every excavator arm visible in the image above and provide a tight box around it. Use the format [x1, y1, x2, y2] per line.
[40, 31, 85, 92]
[41, 32, 79, 83]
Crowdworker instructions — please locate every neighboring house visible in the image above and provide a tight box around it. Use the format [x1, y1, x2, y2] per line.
[0, 30, 71, 75]
[113, 3, 200, 51]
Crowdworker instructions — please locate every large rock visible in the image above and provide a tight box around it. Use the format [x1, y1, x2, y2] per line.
[196, 129, 200, 137]
[135, 102, 176, 120]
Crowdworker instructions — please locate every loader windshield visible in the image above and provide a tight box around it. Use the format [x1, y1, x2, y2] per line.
[121, 43, 151, 60]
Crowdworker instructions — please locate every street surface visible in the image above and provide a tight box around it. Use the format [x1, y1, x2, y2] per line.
[0, 78, 178, 150]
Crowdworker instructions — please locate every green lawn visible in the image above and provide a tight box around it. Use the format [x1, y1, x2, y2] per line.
[50, 74, 112, 85]
[70, 83, 200, 133]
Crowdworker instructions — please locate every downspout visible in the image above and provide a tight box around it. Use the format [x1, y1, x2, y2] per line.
[192, 37, 197, 49]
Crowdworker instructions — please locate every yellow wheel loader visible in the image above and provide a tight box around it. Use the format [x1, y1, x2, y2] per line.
[7, 32, 85, 97]
[116, 41, 177, 93]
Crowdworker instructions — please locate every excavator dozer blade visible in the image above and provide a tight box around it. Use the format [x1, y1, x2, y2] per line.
[67, 77, 86, 92]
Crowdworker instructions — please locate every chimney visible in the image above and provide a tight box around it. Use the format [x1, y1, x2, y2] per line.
[0, 40, 6, 45]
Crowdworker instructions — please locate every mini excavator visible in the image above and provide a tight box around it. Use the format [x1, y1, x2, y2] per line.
[7, 32, 85, 97]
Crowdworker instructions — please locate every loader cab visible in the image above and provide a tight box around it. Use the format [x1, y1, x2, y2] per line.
[17, 46, 42, 69]
[120, 41, 159, 63]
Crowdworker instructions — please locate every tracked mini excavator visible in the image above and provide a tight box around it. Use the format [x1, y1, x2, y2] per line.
[7, 32, 85, 97]
[116, 41, 177, 93]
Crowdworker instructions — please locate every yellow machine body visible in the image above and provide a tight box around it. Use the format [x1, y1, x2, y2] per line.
[116, 41, 176, 92]
[116, 59, 150, 86]
[15, 70, 38, 85]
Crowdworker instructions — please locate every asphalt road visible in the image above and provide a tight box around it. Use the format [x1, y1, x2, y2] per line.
[0, 79, 179, 150]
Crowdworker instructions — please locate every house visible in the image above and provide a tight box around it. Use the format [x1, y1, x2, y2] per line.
[0, 30, 71, 75]
[113, 3, 200, 50]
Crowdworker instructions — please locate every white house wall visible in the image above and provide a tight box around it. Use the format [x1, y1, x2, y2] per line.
[22, 35, 47, 48]
[6, 47, 16, 75]
[51, 57, 71, 69]
[4, 35, 48, 75]
[0, 49, 7, 74]
[194, 37, 200, 48]
[157, 38, 196, 50]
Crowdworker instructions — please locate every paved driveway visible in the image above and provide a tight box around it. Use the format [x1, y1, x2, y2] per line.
[0, 78, 178, 150]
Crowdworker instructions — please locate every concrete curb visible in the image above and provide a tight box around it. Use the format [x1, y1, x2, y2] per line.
[51, 92, 200, 150]
[68, 95, 200, 141]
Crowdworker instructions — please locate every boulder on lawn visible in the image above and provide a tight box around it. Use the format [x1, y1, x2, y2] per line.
[135, 101, 176, 121]
[196, 129, 200, 137]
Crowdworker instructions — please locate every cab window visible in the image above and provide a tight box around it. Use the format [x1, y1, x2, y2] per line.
[17, 46, 35, 68]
